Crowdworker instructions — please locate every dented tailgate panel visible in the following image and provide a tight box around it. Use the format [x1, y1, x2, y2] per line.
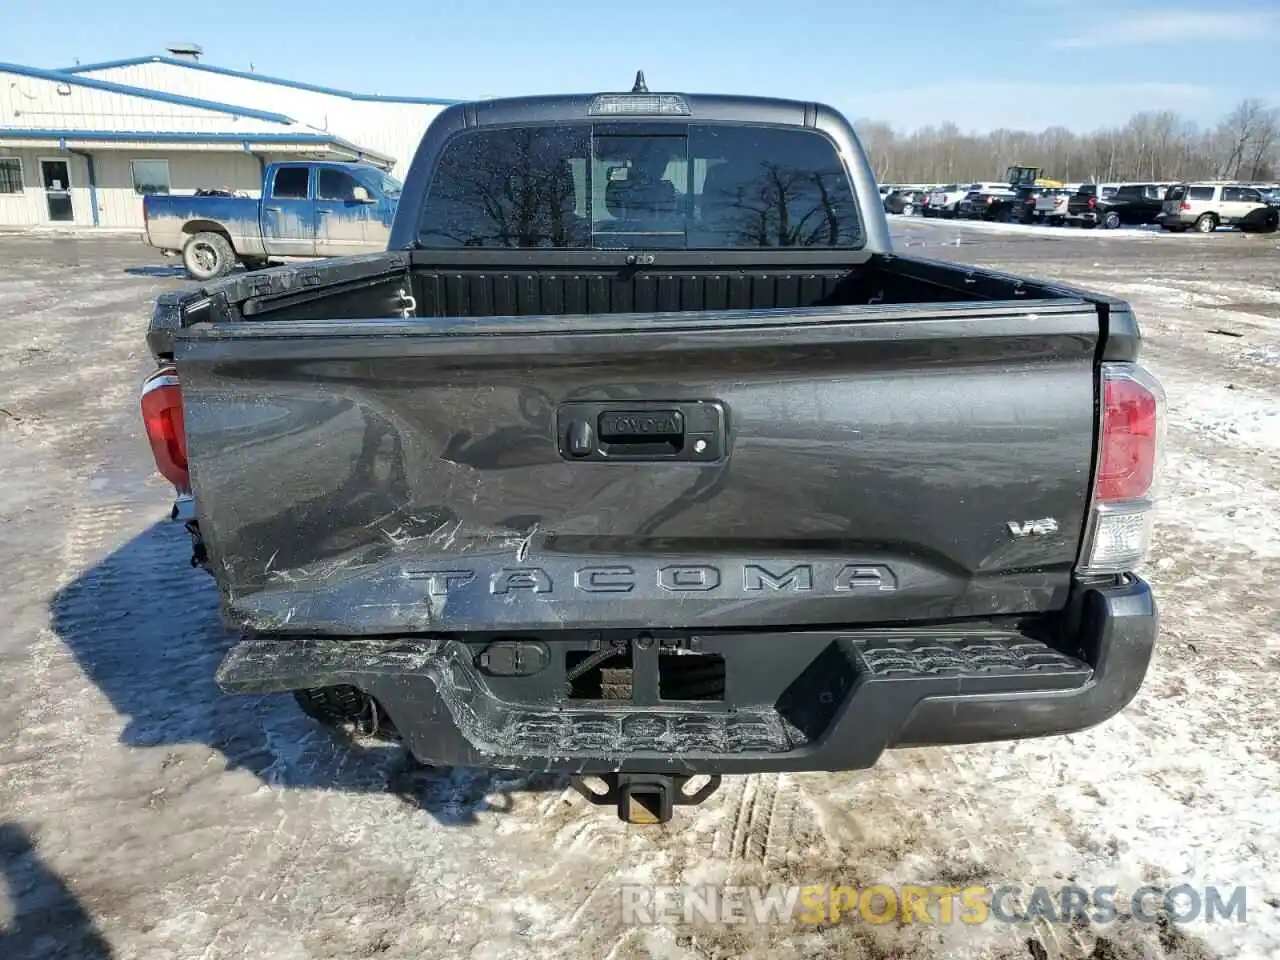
[174, 302, 1101, 634]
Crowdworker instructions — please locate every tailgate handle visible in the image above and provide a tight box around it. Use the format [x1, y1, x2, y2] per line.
[599, 410, 684, 444]
[559, 402, 724, 463]
[597, 410, 684, 458]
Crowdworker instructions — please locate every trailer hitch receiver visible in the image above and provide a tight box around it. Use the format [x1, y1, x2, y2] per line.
[571, 773, 722, 824]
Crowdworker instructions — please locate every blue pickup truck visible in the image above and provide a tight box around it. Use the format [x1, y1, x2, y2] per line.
[143, 160, 401, 280]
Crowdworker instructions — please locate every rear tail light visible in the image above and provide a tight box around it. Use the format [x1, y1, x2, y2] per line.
[140, 365, 190, 491]
[1088, 197, 1096, 210]
[1078, 363, 1165, 575]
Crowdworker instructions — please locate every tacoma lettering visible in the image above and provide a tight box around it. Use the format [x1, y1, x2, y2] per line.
[575, 566, 636, 593]
[410, 569, 475, 596]
[402, 562, 898, 597]
[833, 565, 897, 592]
[491, 569, 552, 594]
[743, 564, 814, 592]
[658, 565, 720, 592]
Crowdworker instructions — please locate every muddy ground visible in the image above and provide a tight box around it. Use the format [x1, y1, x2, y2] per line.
[1, 223, 1277, 959]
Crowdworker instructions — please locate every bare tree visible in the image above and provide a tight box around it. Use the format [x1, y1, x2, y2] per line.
[1244, 105, 1280, 181]
[853, 100, 1279, 185]
[1217, 99, 1268, 178]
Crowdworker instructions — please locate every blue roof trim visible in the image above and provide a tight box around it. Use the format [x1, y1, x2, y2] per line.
[62, 56, 462, 106]
[0, 61, 296, 124]
[0, 128, 395, 165]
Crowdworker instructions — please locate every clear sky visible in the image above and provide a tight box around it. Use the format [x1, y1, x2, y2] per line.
[3, 0, 1277, 133]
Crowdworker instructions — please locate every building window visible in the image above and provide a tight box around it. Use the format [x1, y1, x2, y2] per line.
[131, 159, 170, 196]
[0, 158, 23, 194]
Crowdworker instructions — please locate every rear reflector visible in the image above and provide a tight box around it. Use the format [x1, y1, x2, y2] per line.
[1078, 362, 1165, 575]
[1082, 502, 1155, 575]
[140, 365, 190, 491]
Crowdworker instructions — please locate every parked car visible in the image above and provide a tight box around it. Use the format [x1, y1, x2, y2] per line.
[1090, 183, 1171, 228]
[955, 189, 981, 219]
[140, 80, 1163, 825]
[924, 183, 968, 218]
[1160, 183, 1280, 233]
[957, 182, 1018, 220]
[1065, 183, 1121, 227]
[1010, 185, 1047, 224]
[884, 188, 926, 215]
[1034, 188, 1074, 225]
[143, 160, 402, 280]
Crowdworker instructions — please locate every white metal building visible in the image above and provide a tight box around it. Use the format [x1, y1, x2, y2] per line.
[0, 45, 455, 231]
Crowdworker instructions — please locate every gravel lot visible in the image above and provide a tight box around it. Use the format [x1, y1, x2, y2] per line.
[1, 225, 1277, 960]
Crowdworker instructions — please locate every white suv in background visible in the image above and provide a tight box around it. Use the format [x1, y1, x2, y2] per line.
[925, 184, 969, 218]
[1161, 183, 1279, 233]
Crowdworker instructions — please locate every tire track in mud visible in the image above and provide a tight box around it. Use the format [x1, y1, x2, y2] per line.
[692, 759, 1228, 960]
[1, 261, 245, 939]
[3, 318, 151, 781]
[709, 774, 800, 868]
[0, 254, 390, 943]
[43, 457, 428, 945]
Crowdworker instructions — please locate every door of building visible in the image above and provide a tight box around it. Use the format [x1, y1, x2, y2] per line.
[39, 159, 74, 222]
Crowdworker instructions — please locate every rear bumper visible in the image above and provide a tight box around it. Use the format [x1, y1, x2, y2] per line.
[216, 578, 1156, 775]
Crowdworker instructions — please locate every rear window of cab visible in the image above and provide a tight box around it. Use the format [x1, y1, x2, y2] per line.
[417, 123, 863, 250]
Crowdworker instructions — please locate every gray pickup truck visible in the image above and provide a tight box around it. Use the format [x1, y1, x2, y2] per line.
[140, 76, 1163, 824]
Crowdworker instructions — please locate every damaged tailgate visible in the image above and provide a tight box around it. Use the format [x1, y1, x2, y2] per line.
[174, 300, 1103, 634]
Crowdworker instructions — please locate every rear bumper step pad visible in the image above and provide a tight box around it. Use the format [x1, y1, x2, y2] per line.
[217, 578, 1155, 775]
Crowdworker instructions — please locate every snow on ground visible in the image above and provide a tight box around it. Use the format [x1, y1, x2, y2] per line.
[886, 212, 1273, 241]
[0, 230, 1277, 960]
[1170, 381, 1280, 455]
[888, 213, 1173, 239]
